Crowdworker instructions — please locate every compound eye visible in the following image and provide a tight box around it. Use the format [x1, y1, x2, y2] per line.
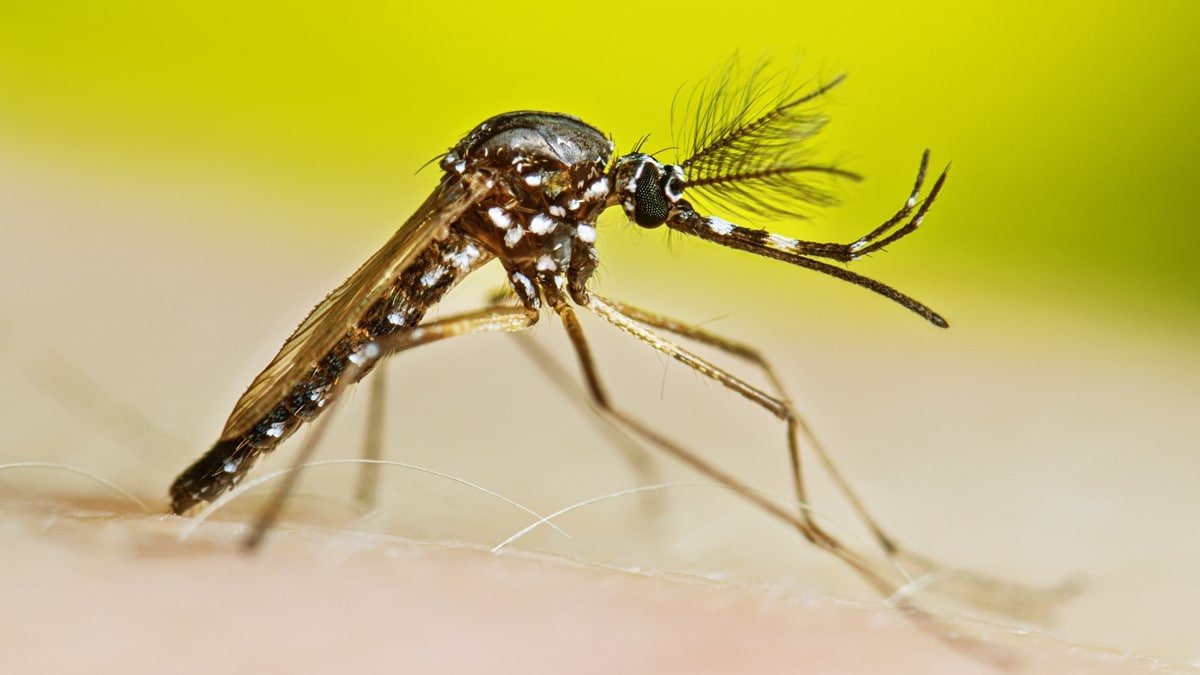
[633, 163, 670, 228]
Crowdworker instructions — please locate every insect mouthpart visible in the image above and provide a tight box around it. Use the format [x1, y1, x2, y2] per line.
[612, 154, 686, 228]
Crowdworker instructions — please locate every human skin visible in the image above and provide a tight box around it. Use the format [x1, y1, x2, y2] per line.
[0, 493, 1169, 675]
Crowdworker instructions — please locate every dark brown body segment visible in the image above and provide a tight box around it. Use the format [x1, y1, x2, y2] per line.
[171, 111, 615, 514]
[170, 232, 491, 513]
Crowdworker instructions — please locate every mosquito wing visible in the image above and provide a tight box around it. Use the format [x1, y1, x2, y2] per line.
[219, 173, 491, 439]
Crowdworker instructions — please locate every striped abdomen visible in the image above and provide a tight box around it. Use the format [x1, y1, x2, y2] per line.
[170, 231, 491, 513]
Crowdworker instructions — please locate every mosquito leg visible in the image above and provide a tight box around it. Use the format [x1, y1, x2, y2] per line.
[589, 294, 896, 548]
[354, 362, 387, 510]
[485, 286, 664, 491]
[509, 334, 665, 489]
[244, 304, 539, 550]
[549, 293, 1017, 663]
[563, 293, 1043, 665]
[580, 293, 841, 552]
[365, 305, 540, 362]
[589, 292, 1080, 620]
[549, 294, 889, 588]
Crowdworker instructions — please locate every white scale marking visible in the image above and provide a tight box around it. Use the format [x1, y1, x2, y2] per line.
[512, 272, 536, 301]
[529, 213, 557, 235]
[487, 206, 512, 229]
[706, 216, 735, 235]
[347, 343, 381, 368]
[445, 243, 481, 272]
[265, 422, 286, 438]
[387, 311, 406, 326]
[663, 167, 684, 201]
[576, 223, 596, 243]
[420, 265, 447, 287]
[524, 173, 543, 186]
[548, 204, 566, 217]
[504, 225, 525, 248]
[584, 177, 609, 200]
[767, 233, 798, 250]
[536, 255, 557, 272]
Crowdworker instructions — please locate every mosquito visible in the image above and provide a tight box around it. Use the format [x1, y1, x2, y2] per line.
[170, 62, 1050, 636]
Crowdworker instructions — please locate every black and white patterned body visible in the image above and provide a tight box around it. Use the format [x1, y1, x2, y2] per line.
[439, 112, 614, 308]
[165, 66, 1015, 656]
[172, 78, 948, 515]
[170, 112, 617, 513]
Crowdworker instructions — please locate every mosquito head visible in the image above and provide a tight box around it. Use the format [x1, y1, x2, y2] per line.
[611, 153, 686, 228]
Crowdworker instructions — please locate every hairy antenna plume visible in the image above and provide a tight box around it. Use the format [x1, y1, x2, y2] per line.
[673, 59, 859, 221]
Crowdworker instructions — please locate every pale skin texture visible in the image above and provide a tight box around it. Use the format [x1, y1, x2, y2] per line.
[0, 497, 1160, 674]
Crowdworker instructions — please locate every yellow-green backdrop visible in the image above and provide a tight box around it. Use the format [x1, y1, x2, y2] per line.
[2, 2, 1196, 335]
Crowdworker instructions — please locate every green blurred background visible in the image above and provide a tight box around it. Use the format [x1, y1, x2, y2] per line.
[1, 1, 1197, 334]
